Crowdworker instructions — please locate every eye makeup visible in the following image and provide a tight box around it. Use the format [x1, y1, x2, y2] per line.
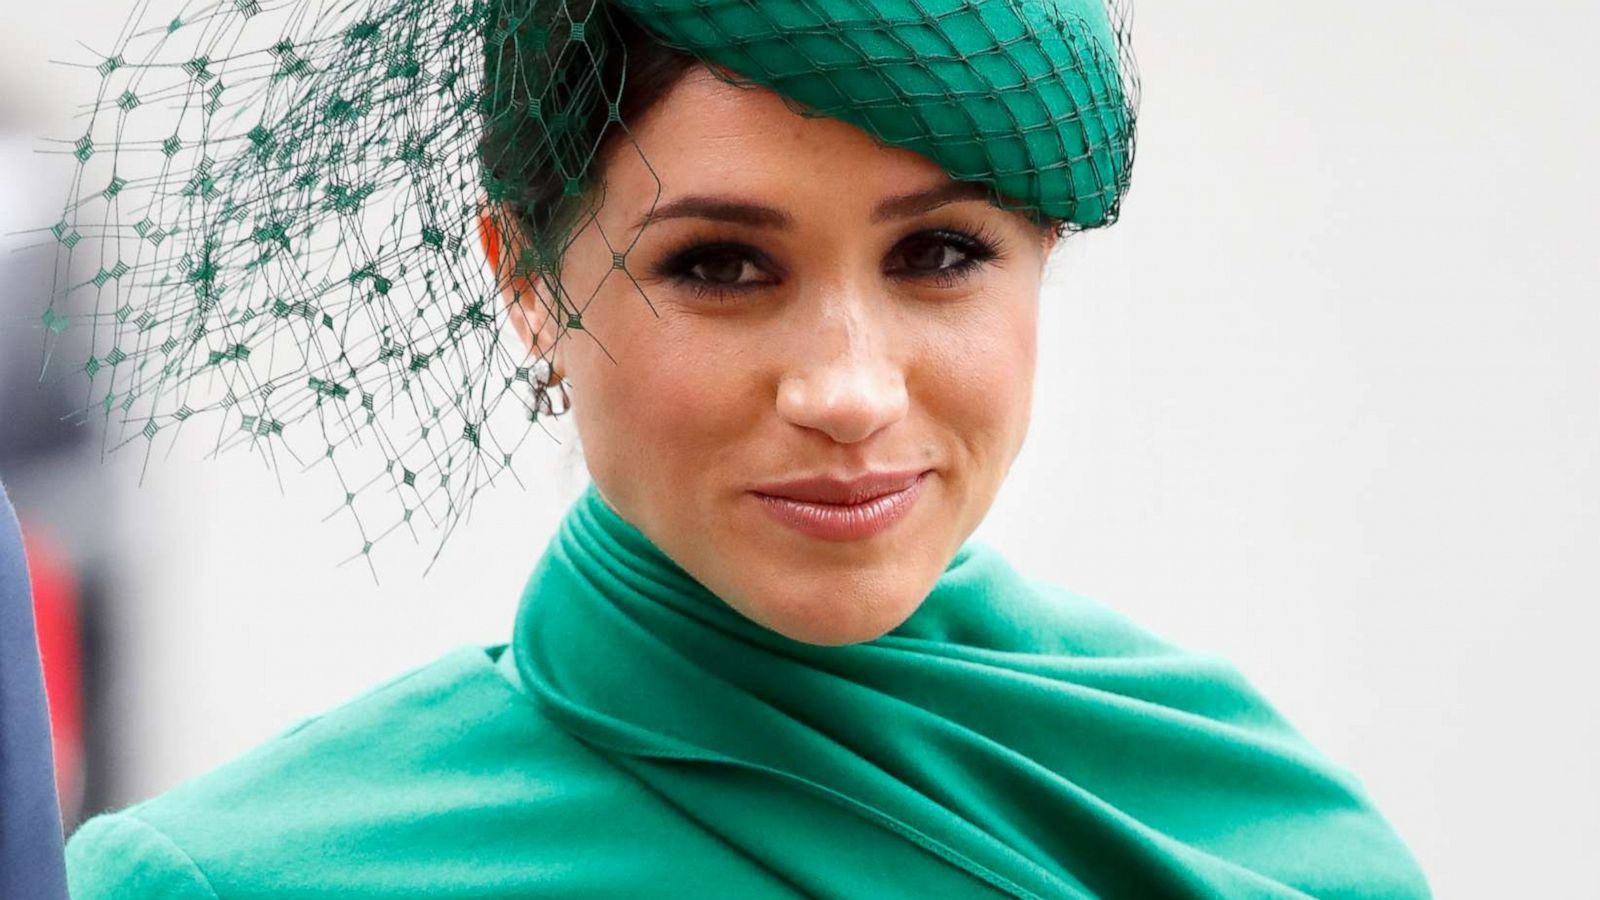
[648, 221, 1006, 304]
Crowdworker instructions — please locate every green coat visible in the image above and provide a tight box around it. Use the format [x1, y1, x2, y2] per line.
[66, 485, 1432, 898]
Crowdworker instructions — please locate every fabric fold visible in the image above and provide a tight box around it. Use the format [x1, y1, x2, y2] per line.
[512, 483, 1432, 899]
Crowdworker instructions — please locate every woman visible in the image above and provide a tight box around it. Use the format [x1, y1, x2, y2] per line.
[58, 0, 1432, 896]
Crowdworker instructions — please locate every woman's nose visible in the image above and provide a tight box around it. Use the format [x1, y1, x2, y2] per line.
[774, 302, 909, 445]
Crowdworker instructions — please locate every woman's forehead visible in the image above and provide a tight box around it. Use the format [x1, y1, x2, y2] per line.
[605, 68, 974, 224]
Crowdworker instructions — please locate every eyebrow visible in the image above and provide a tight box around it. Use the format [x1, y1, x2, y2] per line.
[631, 180, 996, 233]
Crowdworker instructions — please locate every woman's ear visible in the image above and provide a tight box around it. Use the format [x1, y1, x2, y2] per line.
[478, 206, 564, 384]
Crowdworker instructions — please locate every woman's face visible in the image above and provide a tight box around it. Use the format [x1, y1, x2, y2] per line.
[493, 66, 1053, 645]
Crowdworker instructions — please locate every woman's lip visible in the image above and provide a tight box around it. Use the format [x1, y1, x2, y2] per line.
[751, 468, 930, 505]
[750, 470, 931, 542]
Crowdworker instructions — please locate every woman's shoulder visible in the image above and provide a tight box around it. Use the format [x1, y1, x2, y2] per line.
[64, 644, 624, 898]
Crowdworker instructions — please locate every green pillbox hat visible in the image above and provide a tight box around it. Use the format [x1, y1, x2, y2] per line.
[613, 0, 1137, 226]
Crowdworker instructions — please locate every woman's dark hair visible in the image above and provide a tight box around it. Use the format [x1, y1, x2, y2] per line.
[479, 1, 698, 266]
[479, 0, 1066, 269]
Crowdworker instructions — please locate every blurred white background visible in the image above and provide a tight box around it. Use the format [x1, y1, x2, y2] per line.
[3, 2, 1597, 898]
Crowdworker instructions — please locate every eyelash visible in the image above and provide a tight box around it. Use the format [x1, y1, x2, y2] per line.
[651, 225, 1004, 303]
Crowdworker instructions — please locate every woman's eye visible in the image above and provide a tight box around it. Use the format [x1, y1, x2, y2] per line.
[887, 230, 999, 282]
[897, 236, 965, 272]
[684, 249, 762, 286]
[655, 242, 776, 301]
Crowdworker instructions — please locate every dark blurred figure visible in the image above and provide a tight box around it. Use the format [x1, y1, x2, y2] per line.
[0, 131, 117, 831]
[0, 479, 70, 899]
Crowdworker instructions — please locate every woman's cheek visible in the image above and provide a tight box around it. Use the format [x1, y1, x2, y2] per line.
[625, 327, 747, 480]
[939, 285, 1038, 473]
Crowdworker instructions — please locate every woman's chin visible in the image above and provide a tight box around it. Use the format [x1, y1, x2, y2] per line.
[717, 558, 940, 647]
[738, 598, 920, 647]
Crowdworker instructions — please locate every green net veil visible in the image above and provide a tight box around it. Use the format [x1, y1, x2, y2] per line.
[38, 0, 1138, 569]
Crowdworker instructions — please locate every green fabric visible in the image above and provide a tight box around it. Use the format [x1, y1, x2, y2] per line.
[66, 483, 1431, 898]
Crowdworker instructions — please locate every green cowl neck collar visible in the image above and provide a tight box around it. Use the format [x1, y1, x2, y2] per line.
[511, 484, 1431, 899]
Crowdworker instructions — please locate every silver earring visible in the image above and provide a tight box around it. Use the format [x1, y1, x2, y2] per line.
[531, 357, 571, 419]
